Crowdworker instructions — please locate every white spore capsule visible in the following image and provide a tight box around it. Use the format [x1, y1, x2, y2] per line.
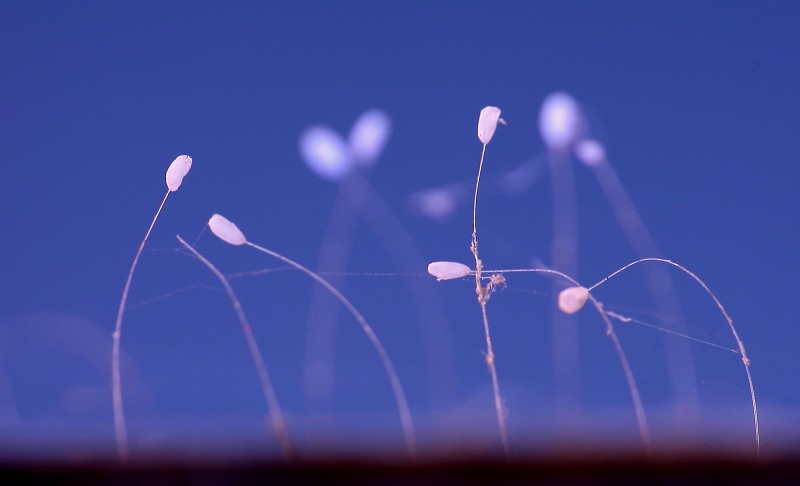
[208, 214, 247, 246]
[165, 155, 193, 192]
[428, 261, 472, 281]
[478, 106, 503, 145]
[558, 285, 589, 314]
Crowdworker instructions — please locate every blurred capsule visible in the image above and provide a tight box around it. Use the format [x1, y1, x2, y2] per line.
[409, 188, 458, 221]
[299, 126, 352, 181]
[349, 109, 391, 167]
[574, 139, 606, 167]
[539, 92, 582, 151]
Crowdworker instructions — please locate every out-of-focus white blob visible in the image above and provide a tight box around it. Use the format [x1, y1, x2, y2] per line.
[409, 188, 457, 221]
[299, 126, 352, 181]
[428, 261, 472, 281]
[498, 158, 548, 195]
[348, 109, 391, 167]
[574, 139, 606, 167]
[478, 106, 504, 145]
[165, 155, 193, 192]
[208, 214, 247, 246]
[538, 92, 582, 151]
[558, 286, 589, 314]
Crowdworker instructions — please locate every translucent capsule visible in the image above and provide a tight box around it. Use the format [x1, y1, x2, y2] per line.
[165, 155, 193, 192]
[558, 285, 589, 314]
[538, 92, 582, 151]
[348, 109, 391, 167]
[409, 188, 458, 221]
[428, 261, 472, 281]
[299, 126, 352, 181]
[208, 214, 247, 246]
[478, 106, 503, 145]
[574, 139, 606, 167]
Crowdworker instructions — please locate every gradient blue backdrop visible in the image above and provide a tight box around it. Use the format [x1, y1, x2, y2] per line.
[1, 1, 798, 459]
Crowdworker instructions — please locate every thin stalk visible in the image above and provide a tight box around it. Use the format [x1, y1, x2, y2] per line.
[303, 176, 362, 415]
[176, 236, 292, 459]
[591, 158, 699, 421]
[112, 190, 170, 463]
[480, 266, 651, 451]
[480, 296, 508, 456]
[587, 296, 651, 453]
[547, 149, 581, 419]
[590, 257, 759, 456]
[471, 142, 509, 457]
[245, 241, 416, 457]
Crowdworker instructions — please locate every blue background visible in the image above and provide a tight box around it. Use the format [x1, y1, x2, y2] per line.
[1, 1, 798, 459]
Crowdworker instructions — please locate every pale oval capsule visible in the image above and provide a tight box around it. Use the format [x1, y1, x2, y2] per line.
[208, 214, 247, 246]
[478, 106, 502, 145]
[348, 109, 391, 167]
[299, 126, 352, 181]
[538, 92, 582, 151]
[165, 155, 193, 192]
[558, 286, 589, 314]
[574, 139, 606, 167]
[428, 261, 471, 281]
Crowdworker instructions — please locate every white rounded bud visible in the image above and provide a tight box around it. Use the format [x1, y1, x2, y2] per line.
[558, 286, 590, 314]
[165, 155, 192, 192]
[478, 106, 503, 145]
[208, 214, 247, 246]
[428, 261, 471, 281]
